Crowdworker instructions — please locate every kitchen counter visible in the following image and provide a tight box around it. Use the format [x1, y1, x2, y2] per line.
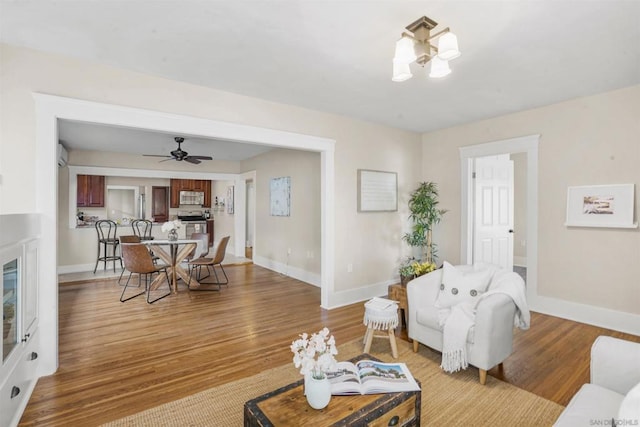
[75, 220, 162, 229]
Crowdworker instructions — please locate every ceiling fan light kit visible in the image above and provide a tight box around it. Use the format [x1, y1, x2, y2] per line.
[392, 15, 461, 82]
[143, 137, 213, 165]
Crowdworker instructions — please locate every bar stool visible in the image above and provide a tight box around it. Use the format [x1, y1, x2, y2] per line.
[132, 219, 160, 264]
[131, 219, 154, 241]
[93, 220, 123, 273]
[363, 297, 399, 359]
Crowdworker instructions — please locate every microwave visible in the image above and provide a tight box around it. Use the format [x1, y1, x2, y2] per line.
[179, 191, 205, 205]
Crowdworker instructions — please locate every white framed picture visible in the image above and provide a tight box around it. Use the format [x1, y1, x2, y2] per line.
[565, 184, 637, 228]
[270, 177, 291, 216]
[227, 186, 234, 214]
[357, 169, 398, 212]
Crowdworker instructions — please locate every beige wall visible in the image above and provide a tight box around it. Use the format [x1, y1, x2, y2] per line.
[242, 148, 321, 275]
[422, 85, 640, 315]
[1, 43, 422, 293]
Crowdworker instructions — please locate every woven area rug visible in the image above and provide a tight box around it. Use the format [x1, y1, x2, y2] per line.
[103, 338, 564, 426]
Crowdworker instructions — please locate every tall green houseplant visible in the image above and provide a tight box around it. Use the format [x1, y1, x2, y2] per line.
[403, 182, 447, 264]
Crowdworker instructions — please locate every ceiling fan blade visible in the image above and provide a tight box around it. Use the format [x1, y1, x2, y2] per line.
[142, 137, 207, 164]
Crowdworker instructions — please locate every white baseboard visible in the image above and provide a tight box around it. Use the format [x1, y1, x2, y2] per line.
[252, 256, 395, 308]
[326, 278, 397, 309]
[253, 255, 321, 287]
[530, 294, 640, 336]
[513, 256, 527, 267]
[58, 263, 101, 274]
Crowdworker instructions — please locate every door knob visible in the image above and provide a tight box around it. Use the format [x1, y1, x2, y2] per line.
[508, 229, 514, 233]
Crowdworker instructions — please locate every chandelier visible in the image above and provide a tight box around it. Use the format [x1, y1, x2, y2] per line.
[392, 15, 461, 81]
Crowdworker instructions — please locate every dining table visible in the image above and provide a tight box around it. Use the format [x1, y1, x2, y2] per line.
[142, 239, 201, 293]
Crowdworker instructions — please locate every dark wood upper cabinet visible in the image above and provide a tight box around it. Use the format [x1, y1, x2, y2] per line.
[169, 179, 212, 208]
[169, 179, 180, 208]
[191, 180, 206, 191]
[77, 175, 105, 207]
[203, 180, 211, 208]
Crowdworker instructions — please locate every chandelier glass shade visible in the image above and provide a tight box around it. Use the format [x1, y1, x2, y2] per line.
[437, 32, 461, 61]
[392, 15, 461, 81]
[392, 60, 413, 82]
[393, 36, 417, 64]
[428, 56, 451, 78]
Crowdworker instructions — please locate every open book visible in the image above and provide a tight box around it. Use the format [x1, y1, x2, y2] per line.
[327, 360, 421, 395]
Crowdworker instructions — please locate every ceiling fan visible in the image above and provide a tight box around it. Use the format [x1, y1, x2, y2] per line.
[144, 137, 213, 164]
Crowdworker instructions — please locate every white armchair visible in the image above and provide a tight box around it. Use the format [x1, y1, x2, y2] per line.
[554, 336, 640, 426]
[407, 265, 518, 384]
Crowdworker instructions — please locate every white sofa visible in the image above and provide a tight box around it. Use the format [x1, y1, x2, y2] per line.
[554, 336, 640, 426]
[407, 265, 519, 384]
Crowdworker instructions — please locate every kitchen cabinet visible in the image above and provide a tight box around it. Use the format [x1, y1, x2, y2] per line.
[77, 175, 105, 207]
[191, 180, 207, 191]
[206, 219, 214, 247]
[203, 181, 211, 208]
[169, 179, 179, 208]
[170, 179, 211, 208]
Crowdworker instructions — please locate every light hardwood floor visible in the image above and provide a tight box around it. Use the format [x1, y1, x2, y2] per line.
[19, 264, 640, 426]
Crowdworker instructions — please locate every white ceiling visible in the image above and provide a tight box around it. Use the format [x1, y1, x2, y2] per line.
[57, 120, 274, 161]
[2, 1, 639, 157]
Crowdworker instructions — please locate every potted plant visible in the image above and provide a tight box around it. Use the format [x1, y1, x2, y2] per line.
[399, 258, 437, 286]
[399, 261, 416, 286]
[402, 182, 447, 265]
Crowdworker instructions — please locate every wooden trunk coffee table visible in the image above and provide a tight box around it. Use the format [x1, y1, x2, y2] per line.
[244, 354, 421, 426]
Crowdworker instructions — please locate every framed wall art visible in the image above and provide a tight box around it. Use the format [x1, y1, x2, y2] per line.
[565, 184, 637, 228]
[227, 186, 234, 214]
[357, 169, 398, 212]
[270, 176, 291, 216]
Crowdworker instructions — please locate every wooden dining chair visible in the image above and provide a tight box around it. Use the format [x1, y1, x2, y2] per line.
[185, 232, 209, 260]
[188, 235, 230, 291]
[118, 235, 141, 285]
[184, 232, 209, 275]
[120, 243, 171, 304]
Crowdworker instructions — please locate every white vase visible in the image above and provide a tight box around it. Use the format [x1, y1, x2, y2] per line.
[304, 373, 331, 410]
[167, 229, 178, 241]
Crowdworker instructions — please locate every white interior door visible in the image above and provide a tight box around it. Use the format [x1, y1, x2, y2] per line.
[473, 155, 514, 271]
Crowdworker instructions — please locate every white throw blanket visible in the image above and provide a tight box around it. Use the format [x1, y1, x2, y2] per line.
[438, 271, 530, 373]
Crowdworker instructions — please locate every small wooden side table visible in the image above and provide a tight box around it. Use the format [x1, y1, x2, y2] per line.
[388, 283, 408, 332]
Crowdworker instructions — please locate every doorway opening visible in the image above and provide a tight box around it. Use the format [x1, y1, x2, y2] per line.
[34, 94, 336, 377]
[459, 134, 539, 299]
